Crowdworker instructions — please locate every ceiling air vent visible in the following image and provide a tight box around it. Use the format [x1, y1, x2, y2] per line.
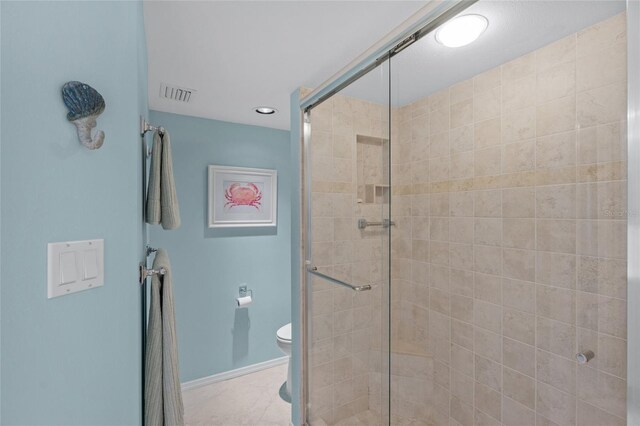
[159, 83, 195, 103]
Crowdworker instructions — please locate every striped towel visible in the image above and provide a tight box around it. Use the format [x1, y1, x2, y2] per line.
[146, 130, 181, 230]
[145, 249, 184, 426]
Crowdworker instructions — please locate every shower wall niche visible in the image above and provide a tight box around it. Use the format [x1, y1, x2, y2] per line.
[357, 135, 389, 205]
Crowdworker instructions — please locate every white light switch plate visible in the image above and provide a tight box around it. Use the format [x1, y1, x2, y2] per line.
[47, 239, 104, 298]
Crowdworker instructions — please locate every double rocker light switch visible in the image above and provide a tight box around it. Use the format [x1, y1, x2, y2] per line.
[47, 239, 104, 298]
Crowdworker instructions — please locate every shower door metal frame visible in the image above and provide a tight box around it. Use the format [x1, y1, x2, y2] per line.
[626, 0, 640, 424]
[297, 1, 640, 425]
[296, 1, 477, 424]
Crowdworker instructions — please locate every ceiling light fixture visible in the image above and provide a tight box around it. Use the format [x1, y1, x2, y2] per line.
[435, 14, 488, 48]
[255, 106, 277, 115]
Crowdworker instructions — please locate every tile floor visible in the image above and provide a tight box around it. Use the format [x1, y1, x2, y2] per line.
[183, 363, 291, 426]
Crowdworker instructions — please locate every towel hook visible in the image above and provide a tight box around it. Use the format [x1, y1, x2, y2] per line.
[139, 263, 166, 284]
[140, 116, 165, 137]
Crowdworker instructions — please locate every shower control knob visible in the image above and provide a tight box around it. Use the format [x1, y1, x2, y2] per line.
[576, 350, 595, 364]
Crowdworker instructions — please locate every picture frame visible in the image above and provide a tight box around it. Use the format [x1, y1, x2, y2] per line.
[208, 165, 277, 228]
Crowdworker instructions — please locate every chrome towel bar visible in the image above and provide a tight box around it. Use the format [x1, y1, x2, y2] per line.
[357, 218, 396, 230]
[307, 266, 372, 292]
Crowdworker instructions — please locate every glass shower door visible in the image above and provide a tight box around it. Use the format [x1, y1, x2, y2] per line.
[304, 60, 391, 425]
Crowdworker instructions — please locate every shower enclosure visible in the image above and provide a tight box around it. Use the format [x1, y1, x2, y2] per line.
[299, 1, 638, 425]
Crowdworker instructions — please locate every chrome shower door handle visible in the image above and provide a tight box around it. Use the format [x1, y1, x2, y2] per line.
[307, 266, 372, 292]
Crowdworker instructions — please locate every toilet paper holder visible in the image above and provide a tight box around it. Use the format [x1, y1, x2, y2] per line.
[239, 285, 253, 298]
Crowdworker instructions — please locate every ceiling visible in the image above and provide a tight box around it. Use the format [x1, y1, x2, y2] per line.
[144, 1, 625, 131]
[345, 0, 625, 106]
[143, 1, 426, 130]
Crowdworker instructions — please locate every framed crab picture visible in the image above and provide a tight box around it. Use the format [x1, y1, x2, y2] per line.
[208, 165, 277, 228]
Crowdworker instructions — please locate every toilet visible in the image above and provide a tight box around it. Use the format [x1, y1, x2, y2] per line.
[276, 323, 292, 400]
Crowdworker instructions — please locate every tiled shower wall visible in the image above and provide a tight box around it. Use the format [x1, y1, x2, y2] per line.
[392, 12, 627, 426]
[308, 94, 389, 424]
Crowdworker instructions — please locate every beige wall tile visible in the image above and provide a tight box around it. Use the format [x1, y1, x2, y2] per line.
[474, 68, 501, 94]
[475, 117, 502, 148]
[537, 284, 576, 324]
[474, 190, 501, 217]
[430, 131, 450, 158]
[502, 187, 535, 218]
[537, 316, 576, 360]
[502, 52, 536, 81]
[450, 191, 474, 217]
[474, 382, 502, 421]
[577, 366, 626, 418]
[503, 140, 535, 173]
[536, 95, 577, 137]
[450, 243, 474, 270]
[503, 248, 535, 281]
[474, 245, 502, 275]
[451, 343, 474, 377]
[502, 396, 535, 426]
[475, 218, 502, 246]
[502, 107, 536, 143]
[577, 81, 626, 127]
[451, 79, 473, 104]
[577, 401, 625, 426]
[431, 193, 450, 216]
[503, 308, 535, 345]
[537, 219, 576, 253]
[430, 107, 450, 135]
[577, 256, 627, 299]
[503, 367, 535, 409]
[474, 300, 502, 334]
[597, 333, 626, 378]
[576, 12, 626, 58]
[576, 42, 626, 92]
[503, 278, 535, 313]
[503, 337, 535, 377]
[503, 75, 536, 111]
[536, 251, 576, 289]
[450, 395, 474, 426]
[475, 146, 502, 177]
[537, 349, 576, 394]
[474, 273, 501, 305]
[537, 61, 576, 105]
[474, 87, 501, 122]
[451, 268, 474, 297]
[451, 99, 473, 129]
[451, 294, 473, 323]
[503, 218, 535, 249]
[536, 131, 577, 169]
[577, 121, 626, 165]
[536, 382, 576, 425]
[598, 295, 626, 339]
[537, 34, 576, 71]
[475, 327, 502, 363]
[451, 125, 474, 153]
[451, 151, 474, 180]
[450, 218, 473, 243]
[476, 355, 502, 392]
[452, 319, 474, 350]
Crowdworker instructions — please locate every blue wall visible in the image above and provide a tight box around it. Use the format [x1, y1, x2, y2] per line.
[1, 1, 146, 424]
[148, 111, 291, 383]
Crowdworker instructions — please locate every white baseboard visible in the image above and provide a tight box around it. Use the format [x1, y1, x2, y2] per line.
[181, 356, 289, 391]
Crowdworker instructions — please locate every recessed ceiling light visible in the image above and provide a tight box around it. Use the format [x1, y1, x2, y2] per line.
[435, 14, 488, 48]
[255, 106, 277, 115]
